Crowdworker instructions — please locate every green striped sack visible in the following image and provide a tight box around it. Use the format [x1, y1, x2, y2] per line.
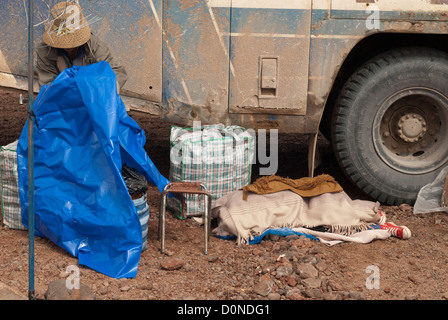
[167, 124, 254, 218]
[0, 140, 26, 230]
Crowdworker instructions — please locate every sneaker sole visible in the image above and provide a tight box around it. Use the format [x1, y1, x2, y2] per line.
[401, 226, 411, 240]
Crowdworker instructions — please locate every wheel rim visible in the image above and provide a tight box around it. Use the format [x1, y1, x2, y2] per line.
[373, 88, 448, 175]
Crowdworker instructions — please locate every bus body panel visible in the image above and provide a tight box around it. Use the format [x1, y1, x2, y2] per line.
[1, 0, 448, 133]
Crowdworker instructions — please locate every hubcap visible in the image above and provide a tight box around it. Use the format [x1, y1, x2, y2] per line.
[373, 89, 448, 175]
[397, 113, 427, 143]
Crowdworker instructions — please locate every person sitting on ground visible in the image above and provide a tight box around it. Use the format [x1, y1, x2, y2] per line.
[36, 1, 127, 92]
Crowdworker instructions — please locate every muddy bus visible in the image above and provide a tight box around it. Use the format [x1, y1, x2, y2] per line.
[1, 0, 448, 206]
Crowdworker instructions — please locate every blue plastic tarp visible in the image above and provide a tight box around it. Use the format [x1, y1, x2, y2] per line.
[216, 228, 318, 244]
[17, 61, 170, 279]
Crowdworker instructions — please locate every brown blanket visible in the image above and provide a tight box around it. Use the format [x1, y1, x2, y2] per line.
[242, 174, 343, 200]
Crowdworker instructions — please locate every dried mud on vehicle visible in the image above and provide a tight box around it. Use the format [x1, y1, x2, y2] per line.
[0, 87, 448, 301]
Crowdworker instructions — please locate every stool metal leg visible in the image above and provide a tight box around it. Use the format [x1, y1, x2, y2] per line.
[200, 183, 212, 255]
[204, 194, 209, 255]
[159, 191, 168, 254]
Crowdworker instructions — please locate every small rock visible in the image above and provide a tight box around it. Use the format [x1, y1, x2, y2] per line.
[161, 257, 184, 270]
[97, 286, 108, 296]
[302, 277, 322, 289]
[285, 275, 298, 287]
[327, 280, 343, 292]
[308, 246, 321, 255]
[253, 274, 274, 297]
[405, 294, 418, 300]
[276, 263, 293, 277]
[207, 254, 219, 263]
[253, 281, 270, 297]
[139, 283, 153, 291]
[297, 263, 319, 279]
[442, 292, 448, 300]
[183, 264, 194, 272]
[384, 287, 391, 294]
[286, 289, 305, 300]
[308, 256, 320, 265]
[349, 291, 365, 300]
[323, 292, 341, 300]
[120, 285, 130, 292]
[267, 292, 281, 300]
[315, 261, 328, 272]
[304, 288, 322, 299]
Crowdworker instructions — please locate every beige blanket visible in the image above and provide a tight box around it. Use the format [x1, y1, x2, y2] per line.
[212, 190, 381, 244]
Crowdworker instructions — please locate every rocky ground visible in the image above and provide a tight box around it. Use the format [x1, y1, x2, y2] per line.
[1, 86, 448, 304]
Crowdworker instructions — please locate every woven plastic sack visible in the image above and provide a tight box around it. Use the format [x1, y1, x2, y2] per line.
[0, 140, 26, 230]
[168, 124, 254, 218]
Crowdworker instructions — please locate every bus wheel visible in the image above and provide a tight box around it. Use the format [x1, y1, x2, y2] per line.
[331, 47, 448, 205]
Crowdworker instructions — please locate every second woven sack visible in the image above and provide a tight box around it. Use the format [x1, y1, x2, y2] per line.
[168, 124, 254, 218]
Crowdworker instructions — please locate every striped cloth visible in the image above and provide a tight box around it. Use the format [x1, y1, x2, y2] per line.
[0, 140, 26, 230]
[168, 124, 254, 218]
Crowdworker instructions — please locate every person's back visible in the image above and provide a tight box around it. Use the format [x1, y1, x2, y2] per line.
[35, 1, 127, 91]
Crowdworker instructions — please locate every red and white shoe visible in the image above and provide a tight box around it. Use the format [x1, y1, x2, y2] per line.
[378, 210, 387, 225]
[381, 222, 411, 240]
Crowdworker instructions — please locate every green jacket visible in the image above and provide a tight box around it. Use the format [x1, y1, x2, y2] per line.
[36, 33, 127, 91]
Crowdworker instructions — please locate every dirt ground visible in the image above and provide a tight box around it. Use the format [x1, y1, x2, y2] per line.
[1, 86, 447, 302]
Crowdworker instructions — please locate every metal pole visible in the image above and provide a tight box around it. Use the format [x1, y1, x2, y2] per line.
[27, 0, 36, 300]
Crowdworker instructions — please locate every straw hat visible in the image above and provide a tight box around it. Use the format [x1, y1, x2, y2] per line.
[43, 2, 91, 49]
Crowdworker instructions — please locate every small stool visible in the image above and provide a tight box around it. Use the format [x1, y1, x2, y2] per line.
[158, 182, 212, 255]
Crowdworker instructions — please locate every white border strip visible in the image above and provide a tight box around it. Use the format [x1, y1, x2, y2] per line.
[209, 0, 448, 12]
[208, 0, 311, 10]
[225, 32, 363, 40]
[332, 0, 448, 12]
[225, 32, 307, 38]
